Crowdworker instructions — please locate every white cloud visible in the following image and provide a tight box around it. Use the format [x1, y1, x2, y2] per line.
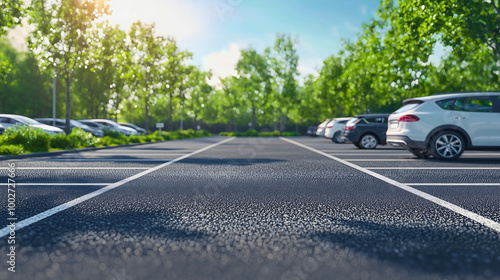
[105, 0, 204, 41]
[202, 43, 241, 88]
[344, 21, 360, 33]
[360, 5, 367, 16]
[331, 26, 340, 38]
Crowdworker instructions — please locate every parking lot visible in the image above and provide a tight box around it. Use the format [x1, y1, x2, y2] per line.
[1, 136, 500, 280]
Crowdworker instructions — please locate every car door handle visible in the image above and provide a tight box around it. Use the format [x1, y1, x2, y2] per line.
[455, 116, 466, 120]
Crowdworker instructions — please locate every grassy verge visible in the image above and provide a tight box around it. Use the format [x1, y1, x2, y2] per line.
[0, 126, 212, 155]
[219, 129, 301, 137]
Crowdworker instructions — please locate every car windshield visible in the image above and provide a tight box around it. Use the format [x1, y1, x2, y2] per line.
[15, 115, 40, 125]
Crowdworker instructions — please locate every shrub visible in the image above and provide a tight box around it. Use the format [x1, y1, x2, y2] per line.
[0, 144, 25, 155]
[243, 129, 258, 136]
[67, 128, 99, 148]
[219, 132, 228, 136]
[259, 130, 281, 137]
[103, 128, 127, 140]
[2, 125, 51, 152]
[281, 131, 301, 136]
[99, 136, 128, 146]
[50, 133, 71, 149]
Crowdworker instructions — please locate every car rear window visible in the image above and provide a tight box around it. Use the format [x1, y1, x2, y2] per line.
[345, 118, 359, 126]
[362, 117, 385, 124]
[394, 102, 422, 114]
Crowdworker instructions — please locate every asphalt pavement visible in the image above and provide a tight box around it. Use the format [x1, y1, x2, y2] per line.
[1, 136, 500, 280]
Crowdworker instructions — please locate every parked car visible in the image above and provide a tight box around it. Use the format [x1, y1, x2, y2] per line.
[306, 126, 318, 136]
[35, 118, 104, 137]
[341, 114, 390, 149]
[0, 114, 65, 134]
[387, 92, 500, 160]
[324, 117, 352, 143]
[0, 124, 4, 135]
[119, 122, 147, 135]
[315, 119, 331, 137]
[79, 119, 138, 136]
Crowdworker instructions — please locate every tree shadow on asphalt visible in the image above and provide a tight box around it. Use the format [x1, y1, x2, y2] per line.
[179, 158, 286, 166]
[310, 218, 500, 277]
[4, 209, 209, 253]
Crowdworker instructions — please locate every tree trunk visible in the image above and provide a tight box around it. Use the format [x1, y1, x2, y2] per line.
[144, 97, 149, 132]
[168, 92, 173, 130]
[251, 100, 257, 130]
[64, 71, 71, 134]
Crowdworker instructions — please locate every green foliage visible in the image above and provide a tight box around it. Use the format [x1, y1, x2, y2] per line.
[67, 128, 99, 148]
[259, 130, 281, 137]
[0, 144, 25, 155]
[281, 131, 301, 136]
[49, 133, 71, 149]
[219, 129, 296, 137]
[103, 128, 127, 140]
[2, 125, 51, 152]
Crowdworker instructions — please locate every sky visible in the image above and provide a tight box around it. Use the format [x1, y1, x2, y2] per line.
[102, 0, 381, 83]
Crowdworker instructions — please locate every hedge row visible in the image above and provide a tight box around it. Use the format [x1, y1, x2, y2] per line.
[219, 129, 301, 137]
[0, 126, 212, 155]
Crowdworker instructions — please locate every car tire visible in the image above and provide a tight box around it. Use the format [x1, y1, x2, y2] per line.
[332, 131, 344, 143]
[359, 134, 378, 149]
[429, 131, 465, 160]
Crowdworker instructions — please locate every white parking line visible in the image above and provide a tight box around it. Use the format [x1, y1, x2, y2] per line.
[368, 167, 500, 170]
[1, 167, 150, 170]
[281, 137, 500, 233]
[0, 183, 109, 186]
[344, 159, 418, 161]
[0, 137, 235, 238]
[31, 159, 175, 162]
[76, 153, 187, 156]
[407, 183, 500, 186]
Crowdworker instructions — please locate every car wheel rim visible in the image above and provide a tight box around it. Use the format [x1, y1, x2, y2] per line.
[361, 135, 376, 148]
[435, 134, 462, 158]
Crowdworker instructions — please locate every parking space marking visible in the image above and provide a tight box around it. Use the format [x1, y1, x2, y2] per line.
[368, 167, 500, 170]
[76, 153, 187, 156]
[0, 183, 110, 186]
[0, 137, 235, 238]
[30, 159, 175, 162]
[407, 183, 500, 186]
[281, 137, 500, 233]
[1, 167, 150, 170]
[344, 159, 420, 161]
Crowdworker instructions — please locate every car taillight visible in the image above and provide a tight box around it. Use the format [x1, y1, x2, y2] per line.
[326, 125, 333, 128]
[399, 115, 420, 122]
[345, 126, 355, 130]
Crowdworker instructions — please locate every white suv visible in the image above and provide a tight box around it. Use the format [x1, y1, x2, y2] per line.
[387, 92, 500, 160]
[324, 117, 352, 143]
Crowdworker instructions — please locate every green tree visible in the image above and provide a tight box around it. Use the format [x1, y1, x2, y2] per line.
[0, 0, 24, 83]
[28, 0, 110, 133]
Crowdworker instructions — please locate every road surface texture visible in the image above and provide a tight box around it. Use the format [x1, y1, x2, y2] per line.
[1, 136, 500, 280]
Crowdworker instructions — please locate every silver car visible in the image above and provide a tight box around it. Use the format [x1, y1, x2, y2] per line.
[0, 114, 65, 134]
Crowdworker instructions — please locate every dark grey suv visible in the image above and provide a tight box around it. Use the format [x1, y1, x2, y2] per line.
[341, 114, 390, 149]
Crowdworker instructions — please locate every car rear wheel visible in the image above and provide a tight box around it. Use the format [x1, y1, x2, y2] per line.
[332, 131, 344, 143]
[359, 134, 378, 149]
[429, 131, 465, 160]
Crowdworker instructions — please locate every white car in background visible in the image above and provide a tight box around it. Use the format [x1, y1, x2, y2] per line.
[387, 92, 500, 160]
[0, 114, 65, 134]
[79, 119, 139, 136]
[324, 117, 352, 143]
[315, 119, 331, 137]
